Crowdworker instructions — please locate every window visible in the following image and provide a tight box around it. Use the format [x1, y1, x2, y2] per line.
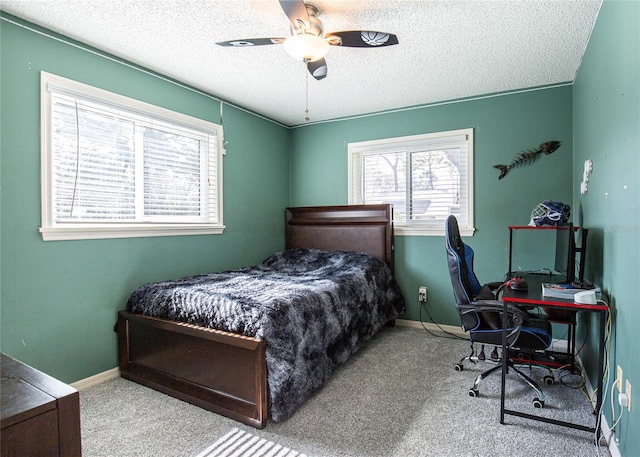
[40, 72, 223, 241]
[348, 129, 474, 236]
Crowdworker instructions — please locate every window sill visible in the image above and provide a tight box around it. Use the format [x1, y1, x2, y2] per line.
[39, 224, 225, 241]
[395, 225, 475, 237]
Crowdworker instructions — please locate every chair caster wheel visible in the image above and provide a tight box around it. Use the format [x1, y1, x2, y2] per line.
[455, 364, 464, 372]
[544, 375, 554, 386]
[469, 388, 479, 397]
[533, 398, 544, 408]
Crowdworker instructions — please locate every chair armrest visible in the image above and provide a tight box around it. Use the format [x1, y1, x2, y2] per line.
[458, 300, 528, 325]
[457, 300, 526, 347]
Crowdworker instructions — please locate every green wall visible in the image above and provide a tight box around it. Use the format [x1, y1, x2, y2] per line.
[573, 1, 639, 454]
[0, 15, 290, 383]
[290, 87, 574, 325]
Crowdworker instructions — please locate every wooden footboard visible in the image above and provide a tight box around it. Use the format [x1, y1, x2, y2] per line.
[117, 311, 267, 429]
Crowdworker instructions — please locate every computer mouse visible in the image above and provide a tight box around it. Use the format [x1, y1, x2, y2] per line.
[508, 277, 528, 290]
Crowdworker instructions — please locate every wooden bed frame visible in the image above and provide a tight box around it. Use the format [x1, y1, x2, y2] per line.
[118, 204, 394, 429]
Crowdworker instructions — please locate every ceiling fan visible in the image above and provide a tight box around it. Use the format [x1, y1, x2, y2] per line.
[216, 0, 399, 81]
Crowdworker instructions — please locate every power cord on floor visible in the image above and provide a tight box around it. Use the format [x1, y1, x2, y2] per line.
[419, 300, 468, 341]
[555, 364, 587, 391]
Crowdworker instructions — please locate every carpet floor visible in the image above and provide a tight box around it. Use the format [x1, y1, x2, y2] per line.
[80, 326, 611, 457]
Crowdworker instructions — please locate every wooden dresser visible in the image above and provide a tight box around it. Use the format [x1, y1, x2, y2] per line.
[1, 353, 81, 456]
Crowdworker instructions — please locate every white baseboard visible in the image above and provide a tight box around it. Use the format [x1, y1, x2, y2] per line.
[396, 318, 467, 337]
[599, 414, 622, 457]
[396, 320, 574, 350]
[71, 367, 120, 391]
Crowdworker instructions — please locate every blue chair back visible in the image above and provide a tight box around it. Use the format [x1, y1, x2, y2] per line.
[445, 215, 483, 331]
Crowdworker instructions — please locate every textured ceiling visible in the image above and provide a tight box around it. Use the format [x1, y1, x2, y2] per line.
[2, 0, 602, 127]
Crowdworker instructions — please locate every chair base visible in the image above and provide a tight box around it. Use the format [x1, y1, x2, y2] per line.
[455, 345, 554, 408]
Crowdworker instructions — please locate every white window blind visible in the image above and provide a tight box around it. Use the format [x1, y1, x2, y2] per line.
[348, 129, 474, 236]
[40, 72, 224, 241]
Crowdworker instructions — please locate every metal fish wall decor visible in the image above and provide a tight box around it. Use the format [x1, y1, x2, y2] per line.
[493, 141, 561, 180]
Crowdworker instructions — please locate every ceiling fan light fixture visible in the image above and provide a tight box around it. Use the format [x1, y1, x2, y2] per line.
[283, 33, 330, 62]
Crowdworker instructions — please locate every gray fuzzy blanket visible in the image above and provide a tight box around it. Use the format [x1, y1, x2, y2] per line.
[126, 249, 405, 421]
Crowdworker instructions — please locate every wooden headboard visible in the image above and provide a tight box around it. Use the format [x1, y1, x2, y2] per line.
[285, 204, 394, 269]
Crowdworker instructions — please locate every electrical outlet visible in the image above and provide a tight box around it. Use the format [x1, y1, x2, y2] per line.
[617, 365, 623, 391]
[418, 286, 427, 303]
[626, 380, 632, 412]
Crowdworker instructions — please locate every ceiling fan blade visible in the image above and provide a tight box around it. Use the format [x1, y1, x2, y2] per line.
[325, 31, 399, 48]
[279, 0, 310, 29]
[308, 58, 327, 80]
[216, 38, 285, 47]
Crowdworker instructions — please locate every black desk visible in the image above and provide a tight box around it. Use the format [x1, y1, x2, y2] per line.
[500, 273, 608, 435]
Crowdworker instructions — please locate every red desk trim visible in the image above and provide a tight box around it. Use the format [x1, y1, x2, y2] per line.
[503, 295, 608, 312]
[507, 225, 579, 230]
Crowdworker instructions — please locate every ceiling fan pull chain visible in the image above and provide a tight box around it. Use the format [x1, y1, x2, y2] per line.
[304, 60, 310, 122]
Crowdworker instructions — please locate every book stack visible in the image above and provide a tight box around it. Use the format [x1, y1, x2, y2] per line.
[542, 283, 602, 299]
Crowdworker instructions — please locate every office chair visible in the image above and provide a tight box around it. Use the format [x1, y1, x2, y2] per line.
[445, 215, 553, 407]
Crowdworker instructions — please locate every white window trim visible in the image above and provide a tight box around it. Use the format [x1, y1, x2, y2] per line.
[39, 72, 224, 241]
[348, 129, 475, 236]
